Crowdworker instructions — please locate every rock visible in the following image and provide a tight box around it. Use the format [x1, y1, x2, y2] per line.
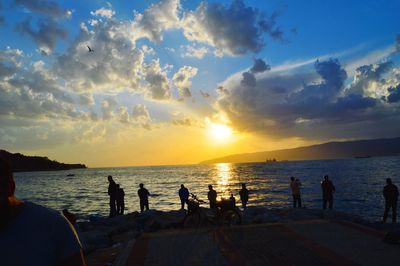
[252, 212, 282, 224]
[144, 219, 161, 233]
[80, 230, 111, 253]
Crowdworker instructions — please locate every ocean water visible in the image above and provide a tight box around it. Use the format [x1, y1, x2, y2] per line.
[13, 156, 400, 222]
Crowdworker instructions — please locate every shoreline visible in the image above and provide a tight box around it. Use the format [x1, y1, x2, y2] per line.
[77, 207, 400, 265]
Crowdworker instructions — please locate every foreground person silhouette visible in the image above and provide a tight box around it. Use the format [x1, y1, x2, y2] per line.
[383, 178, 399, 223]
[138, 183, 150, 213]
[239, 183, 249, 209]
[208, 185, 217, 209]
[116, 184, 125, 215]
[290, 177, 302, 208]
[0, 158, 86, 266]
[107, 175, 117, 218]
[321, 175, 335, 210]
[179, 184, 189, 209]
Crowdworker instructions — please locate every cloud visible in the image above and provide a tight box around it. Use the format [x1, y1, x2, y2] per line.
[181, 44, 208, 59]
[200, 90, 210, 98]
[173, 66, 198, 98]
[79, 93, 95, 106]
[132, 104, 152, 128]
[181, 0, 283, 56]
[143, 59, 171, 100]
[90, 7, 115, 19]
[215, 57, 399, 140]
[15, 18, 68, 54]
[54, 18, 144, 92]
[250, 58, 270, 73]
[100, 97, 118, 120]
[386, 84, 400, 103]
[240, 58, 270, 87]
[15, 0, 71, 18]
[133, 0, 180, 43]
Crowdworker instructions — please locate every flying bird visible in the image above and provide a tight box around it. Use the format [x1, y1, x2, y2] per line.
[87, 45, 94, 52]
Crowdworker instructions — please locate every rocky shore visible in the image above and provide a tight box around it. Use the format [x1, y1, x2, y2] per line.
[76, 207, 400, 266]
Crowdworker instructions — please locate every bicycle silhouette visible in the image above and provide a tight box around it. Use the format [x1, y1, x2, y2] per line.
[183, 193, 241, 228]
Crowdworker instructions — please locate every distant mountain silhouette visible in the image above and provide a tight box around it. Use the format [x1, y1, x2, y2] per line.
[201, 137, 400, 164]
[0, 150, 86, 172]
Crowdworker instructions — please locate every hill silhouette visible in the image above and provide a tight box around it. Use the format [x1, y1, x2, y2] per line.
[201, 137, 400, 164]
[0, 150, 86, 172]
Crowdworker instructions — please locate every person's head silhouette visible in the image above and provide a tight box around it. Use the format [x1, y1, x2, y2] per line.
[324, 175, 329, 181]
[181, 184, 184, 189]
[290, 176, 295, 181]
[386, 178, 392, 185]
[139, 183, 144, 188]
[242, 183, 246, 189]
[108, 175, 113, 182]
[208, 185, 213, 190]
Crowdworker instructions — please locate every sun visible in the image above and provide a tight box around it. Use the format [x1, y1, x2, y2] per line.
[207, 122, 233, 143]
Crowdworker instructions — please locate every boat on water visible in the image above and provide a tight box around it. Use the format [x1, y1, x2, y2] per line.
[66, 174, 75, 177]
[265, 158, 277, 163]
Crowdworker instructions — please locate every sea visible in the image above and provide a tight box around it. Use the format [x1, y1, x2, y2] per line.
[13, 156, 400, 222]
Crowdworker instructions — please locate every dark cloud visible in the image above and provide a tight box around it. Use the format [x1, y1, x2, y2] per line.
[182, 0, 284, 55]
[14, 0, 71, 18]
[200, 90, 210, 98]
[15, 18, 68, 53]
[250, 58, 270, 73]
[386, 84, 400, 103]
[241, 71, 256, 87]
[216, 58, 397, 140]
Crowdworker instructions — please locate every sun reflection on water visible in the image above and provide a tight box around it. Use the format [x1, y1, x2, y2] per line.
[215, 163, 233, 199]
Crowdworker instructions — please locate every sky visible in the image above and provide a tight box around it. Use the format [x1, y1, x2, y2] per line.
[0, 0, 399, 167]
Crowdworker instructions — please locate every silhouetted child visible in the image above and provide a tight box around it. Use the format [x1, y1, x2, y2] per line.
[208, 185, 217, 209]
[116, 184, 125, 215]
[138, 183, 150, 213]
[383, 178, 399, 223]
[321, 175, 335, 210]
[229, 193, 236, 206]
[179, 184, 189, 209]
[290, 177, 302, 208]
[239, 183, 249, 209]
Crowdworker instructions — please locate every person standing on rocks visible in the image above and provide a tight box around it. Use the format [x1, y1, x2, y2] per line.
[239, 183, 249, 209]
[290, 177, 302, 208]
[208, 185, 217, 209]
[179, 184, 189, 210]
[116, 184, 125, 215]
[138, 183, 150, 213]
[321, 175, 335, 210]
[383, 178, 399, 223]
[108, 175, 117, 218]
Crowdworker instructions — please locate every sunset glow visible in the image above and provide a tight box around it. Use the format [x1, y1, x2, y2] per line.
[0, 0, 399, 167]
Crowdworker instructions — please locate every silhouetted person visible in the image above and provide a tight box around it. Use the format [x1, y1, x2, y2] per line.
[108, 175, 117, 218]
[230, 193, 236, 206]
[179, 184, 189, 209]
[321, 175, 335, 210]
[290, 177, 302, 208]
[62, 209, 77, 225]
[0, 158, 86, 266]
[383, 178, 399, 223]
[239, 183, 249, 209]
[138, 183, 150, 213]
[116, 184, 125, 215]
[208, 185, 217, 209]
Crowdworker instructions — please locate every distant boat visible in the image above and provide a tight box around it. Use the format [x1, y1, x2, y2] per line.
[265, 158, 277, 163]
[66, 174, 75, 177]
[354, 155, 371, 159]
